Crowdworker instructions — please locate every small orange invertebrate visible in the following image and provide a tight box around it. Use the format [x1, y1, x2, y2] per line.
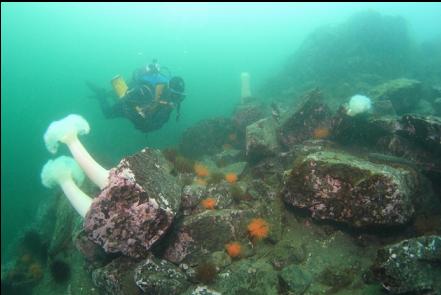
[313, 127, 330, 139]
[225, 242, 242, 258]
[225, 172, 238, 184]
[201, 198, 217, 210]
[247, 218, 269, 240]
[194, 163, 209, 178]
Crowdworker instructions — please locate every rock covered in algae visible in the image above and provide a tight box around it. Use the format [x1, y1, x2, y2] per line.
[134, 256, 189, 295]
[282, 150, 419, 227]
[91, 256, 139, 295]
[277, 89, 333, 148]
[164, 209, 253, 265]
[372, 235, 441, 294]
[245, 117, 279, 162]
[397, 114, 441, 156]
[179, 117, 236, 158]
[84, 148, 181, 258]
[371, 78, 423, 115]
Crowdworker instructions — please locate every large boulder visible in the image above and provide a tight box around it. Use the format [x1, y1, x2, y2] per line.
[277, 89, 333, 148]
[91, 257, 139, 295]
[179, 118, 236, 159]
[372, 235, 441, 294]
[232, 101, 267, 132]
[164, 209, 253, 265]
[245, 117, 279, 162]
[134, 257, 189, 295]
[279, 265, 312, 294]
[371, 78, 423, 114]
[264, 11, 415, 101]
[397, 114, 441, 156]
[84, 148, 181, 258]
[215, 259, 279, 295]
[282, 150, 419, 228]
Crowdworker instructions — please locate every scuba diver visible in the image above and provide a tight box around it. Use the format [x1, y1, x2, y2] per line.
[88, 59, 186, 133]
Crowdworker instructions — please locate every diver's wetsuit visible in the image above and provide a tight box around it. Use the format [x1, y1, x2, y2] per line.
[96, 72, 185, 133]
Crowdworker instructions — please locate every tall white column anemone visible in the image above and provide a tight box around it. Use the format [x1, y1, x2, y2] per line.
[41, 156, 92, 218]
[44, 114, 109, 189]
[346, 95, 373, 116]
[241, 72, 252, 103]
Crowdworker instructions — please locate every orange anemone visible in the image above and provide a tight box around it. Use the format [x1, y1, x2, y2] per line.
[194, 163, 209, 178]
[201, 198, 217, 210]
[247, 218, 269, 240]
[225, 242, 242, 258]
[225, 172, 238, 184]
[313, 127, 330, 139]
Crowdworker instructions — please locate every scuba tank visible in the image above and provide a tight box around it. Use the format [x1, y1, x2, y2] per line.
[111, 75, 129, 99]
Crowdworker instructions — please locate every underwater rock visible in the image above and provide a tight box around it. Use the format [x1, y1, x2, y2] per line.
[181, 184, 207, 214]
[232, 101, 267, 132]
[179, 118, 236, 159]
[266, 11, 414, 101]
[215, 259, 279, 294]
[372, 235, 441, 294]
[181, 181, 238, 215]
[204, 182, 234, 209]
[213, 149, 243, 168]
[332, 111, 441, 176]
[282, 150, 419, 228]
[84, 148, 181, 258]
[48, 196, 81, 259]
[278, 89, 333, 148]
[245, 117, 279, 163]
[372, 100, 397, 116]
[74, 230, 110, 270]
[134, 257, 189, 295]
[371, 78, 423, 115]
[187, 286, 222, 295]
[91, 256, 139, 295]
[331, 106, 400, 146]
[164, 209, 253, 265]
[279, 265, 312, 294]
[218, 161, 247, 178]
[397, 114, 441, 156]
[249, 155, 285, 186]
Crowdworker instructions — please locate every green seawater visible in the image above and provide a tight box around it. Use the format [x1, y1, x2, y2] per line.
[1, 0, 441, 276]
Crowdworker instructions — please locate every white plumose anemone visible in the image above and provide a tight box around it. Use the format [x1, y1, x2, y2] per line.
[346, 95, 372, 116]
[41, 156, 92, 218]
[44, 114, 109, 189]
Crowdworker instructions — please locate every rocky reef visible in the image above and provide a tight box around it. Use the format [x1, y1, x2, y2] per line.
[3, 10, 441, 295]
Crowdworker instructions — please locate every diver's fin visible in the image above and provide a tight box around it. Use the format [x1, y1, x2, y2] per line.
[85, 81, 112, 101]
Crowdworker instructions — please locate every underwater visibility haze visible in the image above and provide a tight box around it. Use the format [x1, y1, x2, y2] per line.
[2, 2, 441, 294]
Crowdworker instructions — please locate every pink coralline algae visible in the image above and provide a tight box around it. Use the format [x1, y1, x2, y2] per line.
[282, 151, 418, 228]
[84, 148, 181, 258]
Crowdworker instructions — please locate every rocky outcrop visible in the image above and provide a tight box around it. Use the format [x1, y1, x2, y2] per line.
[164, 209, 253, 265]
[372, 235, 441, 294]
[246, 117, 279, 162]
[179, 118, 237, 159]
[134, 257, 189, 295]
[84, 148, 181, 258]
[282, 150, 419, 227]
[371, 78, 423, 114]
[278, 89, 333, 148]
[91, 256, 139, 295]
